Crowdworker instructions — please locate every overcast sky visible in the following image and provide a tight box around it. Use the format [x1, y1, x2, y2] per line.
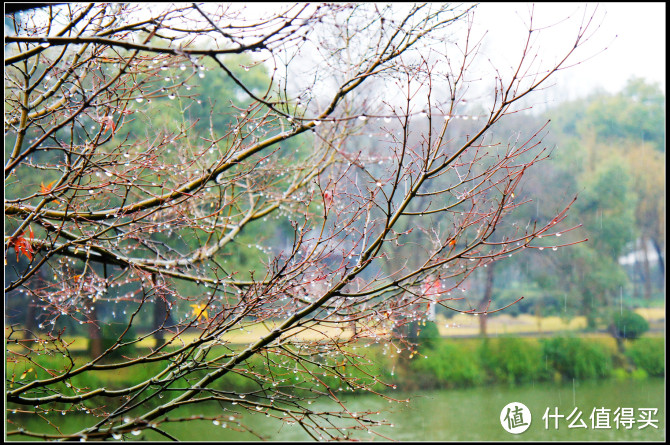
[471, 2, 665, 101]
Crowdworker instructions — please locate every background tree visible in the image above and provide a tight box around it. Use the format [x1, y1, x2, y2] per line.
[609, 309, 650, 354]
[6, 3, 596, 440]
[551, 79, 665, 295]
[487, 79, 666, 328]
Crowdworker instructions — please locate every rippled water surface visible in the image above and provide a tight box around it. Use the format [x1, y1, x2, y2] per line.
[9, 378, 664, 441]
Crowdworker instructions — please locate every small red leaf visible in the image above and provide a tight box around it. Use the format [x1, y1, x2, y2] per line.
[100, 115, 116, 134]
[9, 230, 34, 262]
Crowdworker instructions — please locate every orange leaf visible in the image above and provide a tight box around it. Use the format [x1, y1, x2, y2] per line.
[40, 180, 56, 195]
[9, 231, 34, 262]
[100, 116, 116, 134]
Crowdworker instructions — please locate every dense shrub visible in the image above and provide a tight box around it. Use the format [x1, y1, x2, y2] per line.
[17, 335, 653, 398]
[417, 321, 441, 350]
[411, 340, 483, 388]
[542, 336, 612, 380]
[478, 338, 547, 385]
[626, 338, 665, 377]
[609, 309, 649, 340]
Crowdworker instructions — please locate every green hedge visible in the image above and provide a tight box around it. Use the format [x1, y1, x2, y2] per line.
[626, 338, 665, 377]
[541, 336, 612, 380]
[10, 336, 663, 402]
[411, 340, 484, 388]
[479, 337, 549, 385]
[409, 336, 645, 390]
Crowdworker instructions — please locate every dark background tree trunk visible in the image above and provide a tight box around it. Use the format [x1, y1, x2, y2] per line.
[478, 262, 496, 337]
[153, 295, 174, 348]
[88, 301, 102, 358]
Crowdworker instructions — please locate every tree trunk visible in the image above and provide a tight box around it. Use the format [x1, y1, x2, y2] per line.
[650, 236, 665, 288]
[641, 237, 653, 299]
[151, 273, 173, 348]
[23, 266, 50, 339]
[88, 301, 103, 358]
[478, 262, 496, 337]
[23, 296, 36, 340]
[153, 297, 174, 348]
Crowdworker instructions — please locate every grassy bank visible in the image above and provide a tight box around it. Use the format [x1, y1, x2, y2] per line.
[8, 335, 663, 403]
[411, 335, 663, 389]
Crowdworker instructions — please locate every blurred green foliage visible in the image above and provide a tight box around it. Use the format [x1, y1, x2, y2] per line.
[87, 322, 138, 362]
[541, 336, 612, 380]
[478, 337, 548, 385]
[8, 335, 662, 407]
[411, 340, 484, 388]
[610, 309, 650, 341]
[626, 338, 664, 377]
[499, 78, 665, 325]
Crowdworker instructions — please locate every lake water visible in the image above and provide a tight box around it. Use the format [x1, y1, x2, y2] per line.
[9, 378, 664, 441]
